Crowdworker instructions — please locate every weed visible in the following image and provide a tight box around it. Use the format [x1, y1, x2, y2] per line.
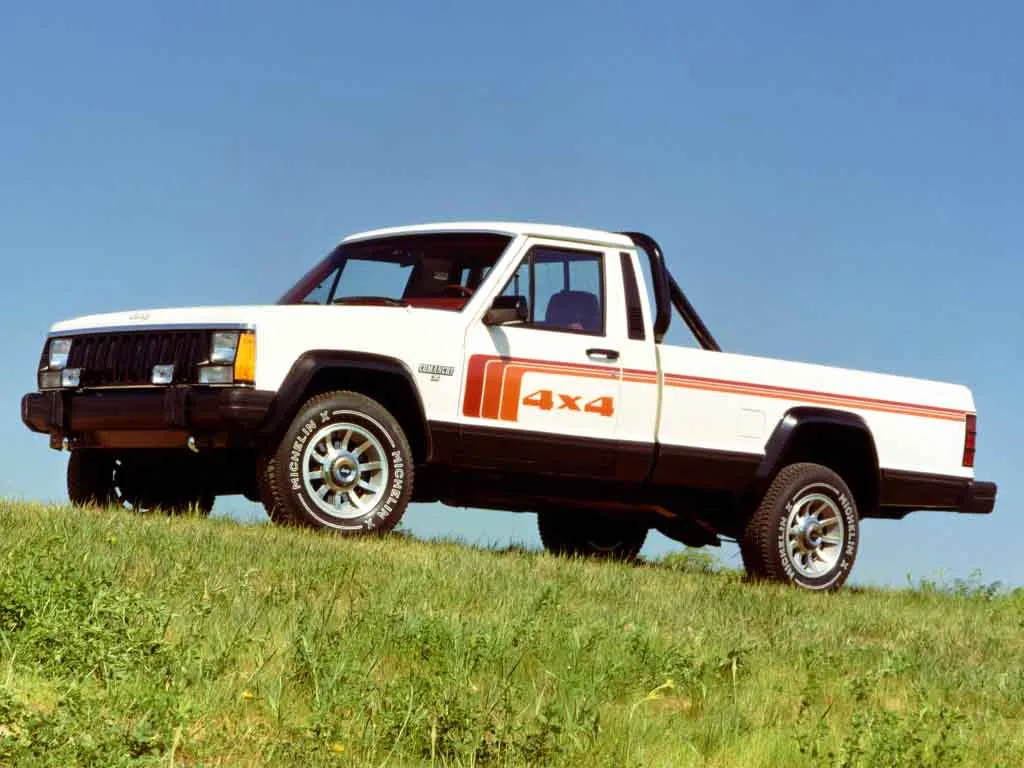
[0, 500, 1020, 766]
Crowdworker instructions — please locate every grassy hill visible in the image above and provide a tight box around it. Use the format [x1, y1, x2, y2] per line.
[0, 500, 1021, 767]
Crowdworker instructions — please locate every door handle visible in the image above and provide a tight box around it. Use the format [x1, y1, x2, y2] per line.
[586, 348, 620, 362]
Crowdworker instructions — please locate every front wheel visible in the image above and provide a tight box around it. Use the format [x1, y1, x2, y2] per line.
[261, 390, 414, 534]
[67, 451, 214, 515]
[538, 511, 648, 562]
[741, 462, 859, 590]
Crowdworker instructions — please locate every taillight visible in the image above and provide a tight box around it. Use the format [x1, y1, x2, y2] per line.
[963, 414, 977, 468]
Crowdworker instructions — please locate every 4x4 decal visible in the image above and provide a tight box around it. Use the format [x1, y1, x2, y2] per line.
[463, 354, 617, 422]
[522, 389, 615, 417]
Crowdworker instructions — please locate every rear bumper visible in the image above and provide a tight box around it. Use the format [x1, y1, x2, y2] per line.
[21, 387, 276, 448]
[962, 480, 997, 515]
[878, 469, 997, 516]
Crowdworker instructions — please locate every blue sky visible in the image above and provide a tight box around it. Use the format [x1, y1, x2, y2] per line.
[1, 1, 1020, 588]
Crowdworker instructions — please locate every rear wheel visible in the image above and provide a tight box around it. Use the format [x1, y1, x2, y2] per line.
[741, 462, 858, 590]
[261, 390, 413, 533]
[67, 451, 214, 515]
[538, 511, 648, 562]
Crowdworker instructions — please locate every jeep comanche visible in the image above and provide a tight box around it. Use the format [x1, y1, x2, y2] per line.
[21, 222, 997, 589]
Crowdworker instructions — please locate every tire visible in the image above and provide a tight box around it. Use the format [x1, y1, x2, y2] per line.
[538, 511, 648, 562]
[262, 390, 413, 534]
[741, 462, 859, 590]
[68, 450, 116, 507]
[67, 451, 214, 515]
[257, 453, 294, 525]
[738, 535, 767, 580]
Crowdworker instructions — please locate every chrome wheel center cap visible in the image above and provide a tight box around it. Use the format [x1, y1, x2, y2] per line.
[801, 516, 823, 550]
[329, 456, 358, 489]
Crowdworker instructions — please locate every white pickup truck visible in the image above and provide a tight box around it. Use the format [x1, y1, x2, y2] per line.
[22, 222, 996, 589]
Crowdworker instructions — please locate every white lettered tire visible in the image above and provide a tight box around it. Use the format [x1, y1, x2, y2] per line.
[741, 462, 859, 590]
[263, 390, 413, 534]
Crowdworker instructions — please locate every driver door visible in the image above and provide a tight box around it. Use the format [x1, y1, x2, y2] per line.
[458, 240, 623, 479]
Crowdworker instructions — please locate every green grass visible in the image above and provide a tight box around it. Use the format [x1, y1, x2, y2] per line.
[0, 500, 1022, 766]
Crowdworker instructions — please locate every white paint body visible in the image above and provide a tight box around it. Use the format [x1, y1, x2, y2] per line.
[48, 221, 975, 481]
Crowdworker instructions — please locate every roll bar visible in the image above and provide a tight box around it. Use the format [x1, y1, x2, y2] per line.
[619, 232, 671, 343]
[620, 232, 721, 352]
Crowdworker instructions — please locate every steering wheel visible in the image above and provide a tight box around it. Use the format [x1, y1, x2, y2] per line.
[440, 284, 473, 298]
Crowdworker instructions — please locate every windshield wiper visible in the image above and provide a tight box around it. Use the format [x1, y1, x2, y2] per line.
[331, 296, 409, 307]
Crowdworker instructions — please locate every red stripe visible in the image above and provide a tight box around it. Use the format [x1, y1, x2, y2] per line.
[660, 373, 965, 421]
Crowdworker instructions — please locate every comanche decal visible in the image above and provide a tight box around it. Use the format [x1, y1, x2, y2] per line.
[418, 363, 455, 377]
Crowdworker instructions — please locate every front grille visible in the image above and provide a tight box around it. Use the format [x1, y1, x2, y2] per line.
[64, 330, 210, 387]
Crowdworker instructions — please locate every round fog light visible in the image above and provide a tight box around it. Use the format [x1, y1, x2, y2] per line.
[152, 364, 175, 385]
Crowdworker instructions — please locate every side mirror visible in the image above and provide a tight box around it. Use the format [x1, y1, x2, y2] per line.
[483, 295, 528, 326]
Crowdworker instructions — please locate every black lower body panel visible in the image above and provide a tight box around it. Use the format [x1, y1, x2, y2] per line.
[429, 421, 759, 489]
[430, 422, 997, 518]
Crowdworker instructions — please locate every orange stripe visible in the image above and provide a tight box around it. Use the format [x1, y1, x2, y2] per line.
[660, 373, 965, 421]
[480, 358, 506, 418]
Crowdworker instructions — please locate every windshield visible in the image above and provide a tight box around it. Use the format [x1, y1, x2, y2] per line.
[279, 232, 513, 311]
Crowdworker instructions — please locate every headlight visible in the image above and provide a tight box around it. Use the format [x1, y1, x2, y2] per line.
[39, 338, 77, 390]
[198, 330, 255, 385]
[210, 331, 240, 364]
[48, 338, 72, 369]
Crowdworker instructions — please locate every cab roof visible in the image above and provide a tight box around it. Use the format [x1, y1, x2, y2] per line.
[340, 221, 637, 249]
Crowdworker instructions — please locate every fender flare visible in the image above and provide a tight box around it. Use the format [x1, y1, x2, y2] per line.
[259, 351, 431, 455]
[749, 406, 880, 505]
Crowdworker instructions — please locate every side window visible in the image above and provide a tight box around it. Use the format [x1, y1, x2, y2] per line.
[620, 252, 646, 340]
[500, 260, 530, 302]
[499, 246, 605, 334]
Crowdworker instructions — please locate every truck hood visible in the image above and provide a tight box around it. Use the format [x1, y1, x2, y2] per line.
[49, 303, 460, 335]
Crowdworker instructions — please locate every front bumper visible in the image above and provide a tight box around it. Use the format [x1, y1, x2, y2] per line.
[21, 387, 276, 449]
